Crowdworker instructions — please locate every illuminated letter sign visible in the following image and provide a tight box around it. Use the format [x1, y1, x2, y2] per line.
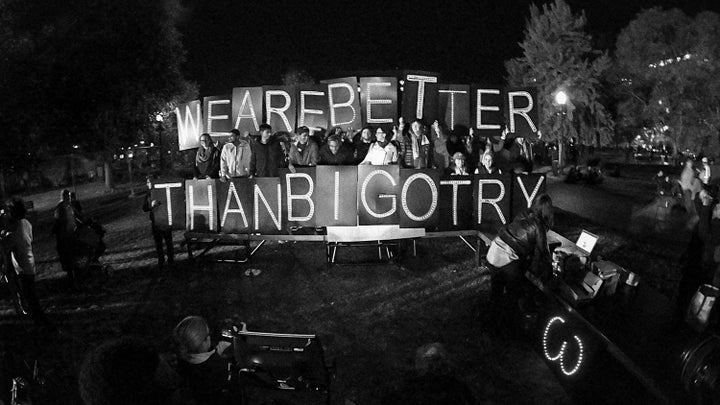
[399, 169, 440, 228]
[360, 77, 397, 126]
[297, 85, 329, 129]
[264, 86, 296, 132]
[505, 88, 538, 138]
[438, 85, 470, 131]
[474, 174, 510, 231]
[322, 77, 362, 130]
[403, 72, 439, 122]
[185, 179, 217, 232]
[542, 316, 585, 376]
[204, 95, 233, 138]
[151, 182, 186, 230]
[232, 87, 262, 134]
[253, 178, 283, 234]
[439, 176, 473, 230]
[280, 168, 316, 227]
[357, 165, 399, 225]
[175, 100, 203, 151]
[219, 179, 253, 233]
[314, 165, 358, 226]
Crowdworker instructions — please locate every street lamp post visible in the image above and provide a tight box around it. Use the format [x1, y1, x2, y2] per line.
[155, 114, 165, 171]
[127, 149, 134, 197]
[555, 91, 568, 170]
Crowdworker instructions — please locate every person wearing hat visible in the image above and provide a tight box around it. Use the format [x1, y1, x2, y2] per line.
[219, 129, 252, 181]
[448, 152, 469, 176]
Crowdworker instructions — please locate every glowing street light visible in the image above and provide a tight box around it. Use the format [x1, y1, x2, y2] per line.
[555, 91, 568, 106]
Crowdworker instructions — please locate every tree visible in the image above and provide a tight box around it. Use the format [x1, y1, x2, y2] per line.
[0, 0, 197, 190]
[614, 8, 720, 159]
[506, 0, 614, 164]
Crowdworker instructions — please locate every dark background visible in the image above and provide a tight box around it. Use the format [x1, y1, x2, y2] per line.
[178, 0, 720, 95]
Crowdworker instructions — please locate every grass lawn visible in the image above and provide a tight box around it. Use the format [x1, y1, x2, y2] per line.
[0, 171, 689, 404]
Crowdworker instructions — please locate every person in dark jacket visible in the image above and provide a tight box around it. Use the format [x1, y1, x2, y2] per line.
[52, 189, 77, 286]
[249, 124, 284, 177]
[352, 127, 375, 164]
[173, 316, 233, 405]
[143, 176, 174, 271]
[486, 194, 554, 328]
[194, 133, 221, 179]
[319, 135, 353, 165]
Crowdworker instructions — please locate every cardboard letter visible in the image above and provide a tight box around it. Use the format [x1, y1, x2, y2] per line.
[152, 182, 186, 230]
[321, 77, 362, 130]
[185, 179, 217, 232]
[360, 77, 398, 126]
[203, 95, 233, 139]
[399, 169, 440, 229]
[175, 100, 203, 151]
[232, 87, 262, 134]
[357, 165, 399, 225]
[264, 86, 296, 132]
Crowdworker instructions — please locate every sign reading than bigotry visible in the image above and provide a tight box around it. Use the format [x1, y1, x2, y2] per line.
[175, 71, 539, 150]
[151, 169, 545, 234]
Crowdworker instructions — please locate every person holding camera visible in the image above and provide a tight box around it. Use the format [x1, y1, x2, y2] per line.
[173, 316, 234, 405]
[143, 176, 174, 271]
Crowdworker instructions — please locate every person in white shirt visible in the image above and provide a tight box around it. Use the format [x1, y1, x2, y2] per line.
[219, 129, 252, 181]
[699, 157, 712, 185]
[4, 197, 48, 324]
[360, 127, 398, 165]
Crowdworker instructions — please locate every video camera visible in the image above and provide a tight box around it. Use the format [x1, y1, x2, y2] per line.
[221, 323, 331, 395]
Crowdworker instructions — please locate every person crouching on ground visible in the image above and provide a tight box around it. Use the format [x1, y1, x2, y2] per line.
[485, 194, 554, 330]
[173, 316, 233, 405]
[143, 176, 174, 271]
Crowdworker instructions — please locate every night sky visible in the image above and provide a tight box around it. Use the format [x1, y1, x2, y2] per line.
[178, 0, 720, 95]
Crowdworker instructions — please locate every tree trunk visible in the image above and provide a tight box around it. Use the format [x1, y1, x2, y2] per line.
[0, 168, 5, 198]
[104, 161, 113, 189]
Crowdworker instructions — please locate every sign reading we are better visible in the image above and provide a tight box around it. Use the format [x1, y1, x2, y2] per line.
[175, 71, 539, 150]
[150, 168, 546, 234]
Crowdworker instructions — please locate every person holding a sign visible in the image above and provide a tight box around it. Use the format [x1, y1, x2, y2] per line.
[319, 135, 353, 165]
[360, 127, 398, 165]
[352, 127, 375, 164]
[475, 153, 502, 175]
[448, 152, 470, 176]
[219, 129, 252, 181]
[143, 176, 174, 271]
[194, 133, 221, 179]
[395, 118, 434, 169]
[249, 124, 284, 177]
[485, 194, 554, 330]
[289, 126, 319, 167]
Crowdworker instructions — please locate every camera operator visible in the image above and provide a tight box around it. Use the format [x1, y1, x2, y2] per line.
[172, 316, 235, 405]
[3, 197, 48, 325]
[485, 194, 554, 332]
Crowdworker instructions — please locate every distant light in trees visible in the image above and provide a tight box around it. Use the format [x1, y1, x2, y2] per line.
[555, 91, 568, 105]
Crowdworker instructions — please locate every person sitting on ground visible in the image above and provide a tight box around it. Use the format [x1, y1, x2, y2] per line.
[289, 126, 319, 167]
[78, 336, 184, 405]
[194, 133, 221, 179]
[319, 134, 354, 165]
[360, 127, 398, 165]
[219, 129, 252, 181]
[382, 343, 474, 405]
[173, 316, 233, 405]
[448, 152, 469, 176]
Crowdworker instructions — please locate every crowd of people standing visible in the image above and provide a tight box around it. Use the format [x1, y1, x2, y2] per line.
[190, 119, 533, 182]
